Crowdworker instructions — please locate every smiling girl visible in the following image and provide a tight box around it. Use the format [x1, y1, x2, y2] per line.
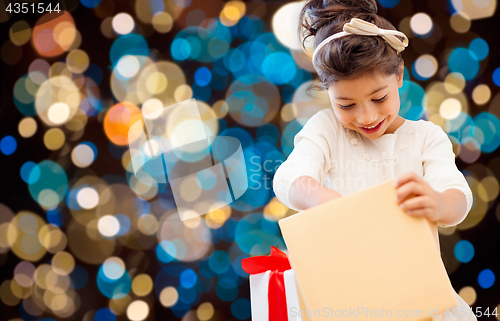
[272, 0, 476, 320]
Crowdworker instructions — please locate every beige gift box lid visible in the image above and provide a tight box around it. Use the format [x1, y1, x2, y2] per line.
[278, 179, 456, 321]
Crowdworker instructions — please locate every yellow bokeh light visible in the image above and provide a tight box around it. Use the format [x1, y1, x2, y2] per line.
[281, 103, 299, 122]
[272, 2, 304, 50]
[174, 84, 193, 102]
[39, 226, 67, 254]
[410, 13, 433, 35]
[472, 84, 491, 105]
[48, 102, 70, 125]
[53, 21, 77, 51]
[444, 72, 466, 94]
[212, 100, 229, 118]
[0, 222, 17, 249]
[159, 286, 178, 307]
[9, 21, 32, 46]
[52, 251, 75, 276]
[121, 150, 134, 173]
[477, 176, 499, 202]
[146, 71, 168, 94]
[142, 98, 164, 118]
[0, 280, 21, 306]
[109, 295, 132, 316]
[137, 214, 158, 235]
[264, 197, 288, 221]
[179, 176, 202, 202]
[183, 215, 202, 229]
[457, 176, 488, 230]
[205, 205, 231, 229]
[112, 13, 135, 35]
[18, 117, 37, 138]
[43, 128, 66, 151]
[66, 49, 90, 74]
[220, 1, 246, 27]
[36, 75, 82, 126]
[439, 98, 462, 120]
[414, 54, 438, 79]
[458, 286, 476, 306]
[127, 300, 149, 321]
[10, 278, 32, 299]
[152, 12, 173, 33]
[451, 0, 497, 20]
[197, 302, 215, 321]
[131, 274, 153, 297]
[450, 12, 471, 33]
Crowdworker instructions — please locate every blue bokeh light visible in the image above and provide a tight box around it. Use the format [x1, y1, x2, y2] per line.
[378, 0, 400, 8]
[1, 136, 17, 155]
[448, 48, 479, 80]
[171, 38, 191, 61]
[96, 264, 131, 299]
[195, 67, 212, 86]
[473, 112, 500, 153]
[231, 298, 251, 320]
[94, 307, 116, 321]
[261, 52, 297, 85]
[20, 161, 40, 184]
[69, 265, 89, 290]
[80, 0, 102, 8]
[469, 38, 489, 61]
[399, 81, 426, 120]
[115, 214, 131, 236]
[234, 213, 285, 255]
[492, 67, 500, 86]
[477, 269, 495, 289]
[215, 279, 239, 301]
[208, 250, 231, 274]
[110, 34, 149, 67]
[156, 240, 177, 263]
[180, 269, 197, 289]
[454, 240, 474, 263]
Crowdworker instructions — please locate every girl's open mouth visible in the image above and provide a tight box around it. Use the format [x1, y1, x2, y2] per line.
[358, 118, 385, 134]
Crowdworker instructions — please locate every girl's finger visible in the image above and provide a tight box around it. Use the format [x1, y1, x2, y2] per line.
[395, 181, 424, 203]
[394, 171, 422, 188]
[400, 195, 432, 211]
[403, 207, 429, 218]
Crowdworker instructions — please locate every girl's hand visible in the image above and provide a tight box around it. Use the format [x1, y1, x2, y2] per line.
[393, 171, 448, 224]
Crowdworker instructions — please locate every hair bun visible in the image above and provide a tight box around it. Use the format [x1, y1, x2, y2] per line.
[324, 0, 378, 15]
[298, 0, 379, 50]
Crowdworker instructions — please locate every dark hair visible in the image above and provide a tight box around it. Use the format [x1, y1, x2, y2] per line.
[298, 0, 404, 90]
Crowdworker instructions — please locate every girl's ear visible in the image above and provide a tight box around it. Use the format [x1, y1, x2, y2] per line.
[397, 63, 404, 88]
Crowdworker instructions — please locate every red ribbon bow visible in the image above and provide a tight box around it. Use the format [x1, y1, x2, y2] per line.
[242, 246, 291, 321]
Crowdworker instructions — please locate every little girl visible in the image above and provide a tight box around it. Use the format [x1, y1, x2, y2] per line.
[273, 1, 477, 320]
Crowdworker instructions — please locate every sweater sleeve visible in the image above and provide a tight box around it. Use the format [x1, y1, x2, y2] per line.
[420, 122, 473, 228]
[273, 110, 335, 211]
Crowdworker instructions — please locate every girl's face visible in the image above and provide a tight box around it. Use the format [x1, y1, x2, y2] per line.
[327, 66, 405, 139]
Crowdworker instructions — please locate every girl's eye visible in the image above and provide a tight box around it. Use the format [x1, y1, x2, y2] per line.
[339, 104, 354, 109]
[373, 95, 388, 103]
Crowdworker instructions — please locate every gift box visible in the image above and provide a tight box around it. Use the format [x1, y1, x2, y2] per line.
[242, 246, 311, 321]
[278, 179, 458, 321]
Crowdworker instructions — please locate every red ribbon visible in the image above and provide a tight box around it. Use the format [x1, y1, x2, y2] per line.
[242, 246, 291, 321]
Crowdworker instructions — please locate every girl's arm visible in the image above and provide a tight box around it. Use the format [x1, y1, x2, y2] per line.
[289, 176, 342, 210]
[434, 189, 468, 227]
[395, 122, 473, 227]
[395, 171, 468, 226]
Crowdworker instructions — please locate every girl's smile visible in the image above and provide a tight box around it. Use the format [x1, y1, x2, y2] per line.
[327, 65, 405, 138]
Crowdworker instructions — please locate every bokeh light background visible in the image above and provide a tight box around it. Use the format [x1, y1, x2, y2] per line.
[1, 0, 500, 319]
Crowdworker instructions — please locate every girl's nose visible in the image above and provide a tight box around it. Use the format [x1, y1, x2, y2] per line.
[358, 114, 379, 127]
[357, 105, 379, 126]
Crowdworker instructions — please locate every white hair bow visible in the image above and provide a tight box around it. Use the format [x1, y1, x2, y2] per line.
[311, 18, 409, 65]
